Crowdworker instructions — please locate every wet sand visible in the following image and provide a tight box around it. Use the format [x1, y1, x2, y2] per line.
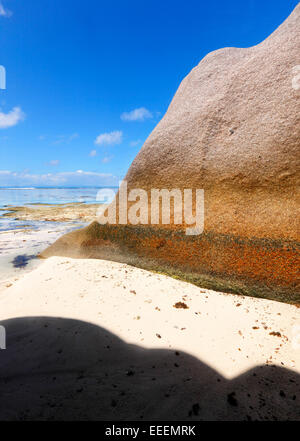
[0, 202, 101, 291]
[0, 202, 103, 222]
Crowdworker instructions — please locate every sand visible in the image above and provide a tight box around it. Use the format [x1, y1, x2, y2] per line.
[0, 256, 299, 420]
[0, 202, 103, 222]
[0, 202, 101, 292]
[0, 220, 86, 293]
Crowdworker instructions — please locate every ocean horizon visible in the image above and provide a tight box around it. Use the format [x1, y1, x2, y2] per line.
[0, 186, 118, 208]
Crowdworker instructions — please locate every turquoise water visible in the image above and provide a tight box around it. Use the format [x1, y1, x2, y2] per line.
[0, 187, 117, 208]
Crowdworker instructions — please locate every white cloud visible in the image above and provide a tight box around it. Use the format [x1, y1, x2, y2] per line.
[48, 160, 60, 166]
[0, 2, 12, 17]
[121, 107, 153, 122]
[0, 170, 118, 187]
[95, 130, 123, 146]
[0, 107, 25, 129]
[89, 149, 97, 157]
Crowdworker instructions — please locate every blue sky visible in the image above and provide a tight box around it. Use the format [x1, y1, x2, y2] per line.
[0, 0, 298, 187]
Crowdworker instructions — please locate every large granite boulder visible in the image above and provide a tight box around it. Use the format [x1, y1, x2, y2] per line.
[42, 4, 300, 302]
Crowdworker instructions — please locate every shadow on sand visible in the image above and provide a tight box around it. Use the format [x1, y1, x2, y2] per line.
[0, 316, 299, 421]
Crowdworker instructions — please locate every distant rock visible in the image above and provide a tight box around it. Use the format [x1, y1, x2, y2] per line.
[42, 4, 300, 302]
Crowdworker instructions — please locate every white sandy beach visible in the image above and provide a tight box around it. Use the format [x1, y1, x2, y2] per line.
[0, 202, 95, 292]
[0, 221, 85, 292]
[0, 256, 299, 420]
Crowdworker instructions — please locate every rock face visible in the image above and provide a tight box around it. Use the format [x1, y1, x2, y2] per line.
[42, 5, 300, 302]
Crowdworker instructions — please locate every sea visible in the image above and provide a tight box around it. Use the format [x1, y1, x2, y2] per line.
[0, 186, 117, 208]
[0, 187, 117, 287]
